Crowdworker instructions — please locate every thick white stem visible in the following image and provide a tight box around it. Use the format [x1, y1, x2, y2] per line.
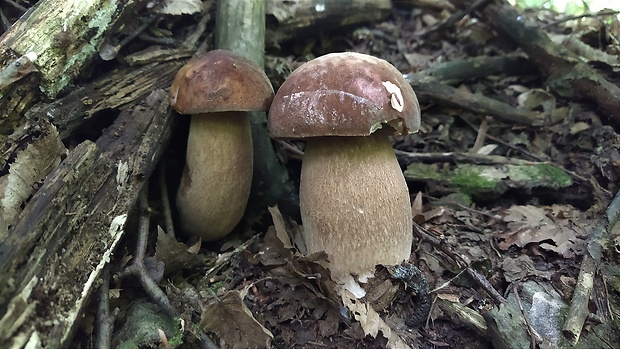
[176, 111, 253, 241]
[299, 132, 413, 279]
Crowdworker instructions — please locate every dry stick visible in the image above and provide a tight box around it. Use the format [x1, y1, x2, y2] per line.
[2, 0, 28, 12]
[158, 163, 176, 239]
[405, 74, 563, 126]
[562, 189, 620, 344]
[122, 186, 220, 349]
[396, 149, 548, 166]
[462, 116, 602, 191]
[413, 222, 506, 304]
[543, 10, 620, 29]
[100, 15, 159, 61]
[96, 265, 114, 349]
[121, 185, 177, 317]
[0, 9, 9, 33]
[418, 0, 492, 39]
[470, 116, 489, 153]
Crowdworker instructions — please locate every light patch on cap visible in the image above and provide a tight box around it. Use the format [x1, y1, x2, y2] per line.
[381, 81, 404, 112]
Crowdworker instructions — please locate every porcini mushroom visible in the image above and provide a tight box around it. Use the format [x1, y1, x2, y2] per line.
[169, 50, 274, 241]
[268, 52, 421, 284]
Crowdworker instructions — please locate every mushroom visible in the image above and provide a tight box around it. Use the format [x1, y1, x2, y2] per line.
[169, 50, 274, 241]
[268, 52, 421, 284]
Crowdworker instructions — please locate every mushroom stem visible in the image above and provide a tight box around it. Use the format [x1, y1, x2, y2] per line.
[177, 112, 253, 241]
[299, 131, 413, 279]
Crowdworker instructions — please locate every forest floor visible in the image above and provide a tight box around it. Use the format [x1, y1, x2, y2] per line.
[2, 0, 620, 348]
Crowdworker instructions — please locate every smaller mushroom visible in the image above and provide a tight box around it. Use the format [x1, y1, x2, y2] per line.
[169, 50, 274, 241]
[268, 52, 421, 290]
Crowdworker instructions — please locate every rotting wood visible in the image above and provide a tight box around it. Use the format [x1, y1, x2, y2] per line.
[0, 0, 150, 148]
[0, 57, 186, 173]
[466, 0, 620, 123]
[0, 89, 174, 348]
[563, 189, 620, 344]
[405, 74, 566, 126]
[266, 0, 391, 43]
[24, 59, 186, 140]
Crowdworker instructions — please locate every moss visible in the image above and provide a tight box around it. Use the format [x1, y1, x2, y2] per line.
[404, 163, 443, 180]
[518, 164, 572, 188]
[450, 165, 499, 194]
[167, 325, 186, 346]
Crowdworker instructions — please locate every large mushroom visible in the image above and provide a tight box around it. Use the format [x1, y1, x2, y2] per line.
[169, 50, 274, 241]
[268, 52, 421, 285]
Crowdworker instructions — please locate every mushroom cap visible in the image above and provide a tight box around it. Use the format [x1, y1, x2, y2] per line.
[268, 52, 420, 139]
[169, 50, 275, 115]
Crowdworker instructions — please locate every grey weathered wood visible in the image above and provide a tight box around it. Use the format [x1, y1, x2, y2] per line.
[0, 89, 174, 348]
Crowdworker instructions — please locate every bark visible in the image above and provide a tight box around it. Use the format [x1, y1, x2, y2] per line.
[0, 90, 174, 348]
[0, 0, 150, 146]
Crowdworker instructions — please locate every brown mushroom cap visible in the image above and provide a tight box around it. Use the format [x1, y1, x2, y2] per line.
[268, 52, 420, 139]
[169, 50, 274, 115]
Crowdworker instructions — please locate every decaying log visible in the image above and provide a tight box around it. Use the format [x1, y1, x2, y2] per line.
[0, 0, 150, 148]
[266, 0, 391, 43]
[0, 89, 174, 348]
[468, 0, 620, 122]
[405, 74, 566, 126]
[563, 189, 620, 344]
[25, 59, 186, 140]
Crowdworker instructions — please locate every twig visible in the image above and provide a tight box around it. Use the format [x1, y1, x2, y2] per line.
[413, 222, 506, 304]
[120, 185, 177, 317]
[158, 163, 175, 238]
[2, 0, 28, 12]
[396, 149, 549, 166]
[100, 15, 159, 61]
[422, 193, 504, 222]
[470, 116, 489, 153]
[562, 188, 620, 344]
[435, 297, 488, 336]
[0, 8, 10, 33]
[543, 10, 620, 29]
[96, 265, 115, 349]
[418, 0, 492, 39]
[405, 74, 564, 126]
[461, 115, 604, 192]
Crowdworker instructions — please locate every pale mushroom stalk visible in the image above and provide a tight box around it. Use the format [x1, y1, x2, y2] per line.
[268, 52, 421, 291]
[300, 131, 412, 280]
[177, 112, 253, 240]
[169, 50, 274, 241]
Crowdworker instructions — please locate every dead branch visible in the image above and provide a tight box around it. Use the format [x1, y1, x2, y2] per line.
[563, 189, 620, 344]
[412, 222, 506, 304]
[467, 0, 620, 123]
[406, 74, 565, 126]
